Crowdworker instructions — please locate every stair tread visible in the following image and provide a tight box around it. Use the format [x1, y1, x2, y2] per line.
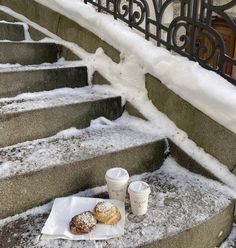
[0, 158, 233, 248]
[0, 86, 118, 115]
[0, 115, 163, 179]
[0, 62, 84, 73]
[0, 41, 56, 44]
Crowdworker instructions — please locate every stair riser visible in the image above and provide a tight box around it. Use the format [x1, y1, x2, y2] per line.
[0, 140, 165, 218]
[0, 67, 88, 97]
[0, 10, 16, 22]
[0, 42, 61, 65]
[0, 23, 25, 41]
[0, 97, 122, 147]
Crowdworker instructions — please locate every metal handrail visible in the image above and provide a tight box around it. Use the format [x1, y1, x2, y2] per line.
[84, 0, 236, 85]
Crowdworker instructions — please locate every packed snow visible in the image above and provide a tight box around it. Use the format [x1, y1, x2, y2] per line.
[0, 4, 235, 192]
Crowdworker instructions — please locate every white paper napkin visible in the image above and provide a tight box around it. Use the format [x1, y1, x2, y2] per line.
[41, 196, 125, 240]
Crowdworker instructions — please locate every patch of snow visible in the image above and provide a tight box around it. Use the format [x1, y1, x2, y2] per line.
[0, 20, 13, 24]
[22, 22, 32, 41]
[4, 85, 109, 100]
[219, 224, 236, 248]
[0, 60, 84, 73]
[0, 85, 119, 114]
[162, 157, 236, 198]
[0, 63, 21, 68]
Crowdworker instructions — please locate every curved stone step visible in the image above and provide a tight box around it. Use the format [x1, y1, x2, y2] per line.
[0, 42, 61, 65]
[0, 86, 122, 147]
[0, 115, 165, 218]
[0, 22, 25, 41]
[0, 158, 233, 248]
[0, 65, 88, 97]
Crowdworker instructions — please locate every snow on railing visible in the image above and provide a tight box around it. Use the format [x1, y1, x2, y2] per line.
[84, 0, 236, 86]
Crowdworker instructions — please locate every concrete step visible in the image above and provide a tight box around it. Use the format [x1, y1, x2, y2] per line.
[0, 65, 88, 97]
[0, 22, 25, 41]
[0, 86, 122, 147]
[0, 42, 61, 65]
[0, 115, 165, 218]
[0, 158, 233, 248]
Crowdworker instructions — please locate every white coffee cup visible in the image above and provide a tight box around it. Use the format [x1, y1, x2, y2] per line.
[128, 181, 151, 215]
[105, 167, 129, 201]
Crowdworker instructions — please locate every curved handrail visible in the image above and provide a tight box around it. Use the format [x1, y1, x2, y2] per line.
[84, 0, 236, 85]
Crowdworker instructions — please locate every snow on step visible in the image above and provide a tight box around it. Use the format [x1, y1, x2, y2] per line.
[0, 86, 115, 114]
[0, 158, 233, 248]
[0, 115, 163, 179]
[0, 114, 164, 218]
[0, 60, 83, 72]
[0, 85, 122, 148]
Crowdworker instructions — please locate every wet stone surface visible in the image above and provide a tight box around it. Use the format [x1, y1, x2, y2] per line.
[0, 160, 232, 248]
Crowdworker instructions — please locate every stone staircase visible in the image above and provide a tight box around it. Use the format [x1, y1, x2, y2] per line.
[0, 19, 235, 248]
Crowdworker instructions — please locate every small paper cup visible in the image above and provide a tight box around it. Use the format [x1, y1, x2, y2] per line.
[105, 167, 129, 201]
[128, 181, 151, 216]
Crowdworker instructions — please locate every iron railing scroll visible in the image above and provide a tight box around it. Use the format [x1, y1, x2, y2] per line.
[84, 0, 236, 85]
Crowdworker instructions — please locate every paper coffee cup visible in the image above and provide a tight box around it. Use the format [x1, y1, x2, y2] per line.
[105, 167, 129, 201]
[128, 181, 151, 216]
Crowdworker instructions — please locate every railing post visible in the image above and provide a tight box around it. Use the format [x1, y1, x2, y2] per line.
[128, 0, 134, 28]
[114, 0, 118, 19]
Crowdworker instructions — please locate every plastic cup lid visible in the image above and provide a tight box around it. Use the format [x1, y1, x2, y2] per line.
[105, 167, 129, 181]
[128, 181, 151, 195]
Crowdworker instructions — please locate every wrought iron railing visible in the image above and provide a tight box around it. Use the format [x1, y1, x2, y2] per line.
[84, 0, 236, 85]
